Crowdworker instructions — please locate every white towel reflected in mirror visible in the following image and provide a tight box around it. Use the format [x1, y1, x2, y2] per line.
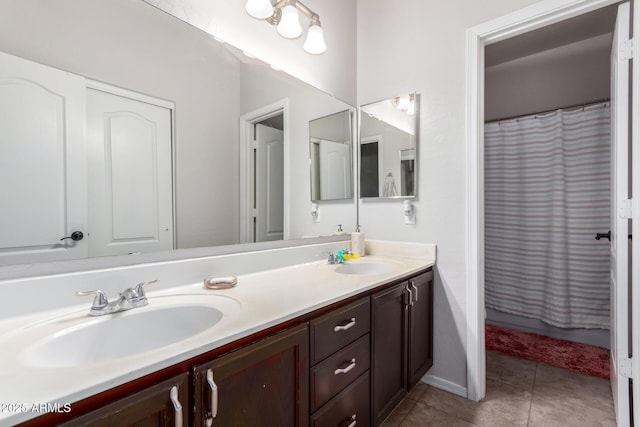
[383, 172, 397, 197]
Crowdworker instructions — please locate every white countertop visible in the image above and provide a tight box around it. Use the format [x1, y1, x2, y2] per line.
[0, 242, 435, 425]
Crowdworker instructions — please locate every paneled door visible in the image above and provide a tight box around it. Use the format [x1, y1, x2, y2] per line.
[319, 139, 352, 200]
[0, 51, 87, 265]
[86, 87, 174, 257]
[255, 123, 284, 242]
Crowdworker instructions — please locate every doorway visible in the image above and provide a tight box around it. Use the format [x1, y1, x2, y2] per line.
[466, 1, 637, 425]
[239, 100, 289, 244]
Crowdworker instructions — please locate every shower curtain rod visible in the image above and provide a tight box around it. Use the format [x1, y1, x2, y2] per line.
[485, 98, 610, 124]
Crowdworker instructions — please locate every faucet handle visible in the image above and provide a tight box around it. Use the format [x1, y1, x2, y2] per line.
[134, 279, 158, 299]
[75, 289, 108, 309]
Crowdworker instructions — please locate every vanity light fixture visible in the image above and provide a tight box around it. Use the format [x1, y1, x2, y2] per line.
[245, 0, 327, 54]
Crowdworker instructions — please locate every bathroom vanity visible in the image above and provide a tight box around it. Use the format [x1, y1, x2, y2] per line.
[0, 242, 435, 427]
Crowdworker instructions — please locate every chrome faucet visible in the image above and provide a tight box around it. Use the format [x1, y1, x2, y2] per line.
[324, 252, 344, 265]
[76, 280, 157, 316]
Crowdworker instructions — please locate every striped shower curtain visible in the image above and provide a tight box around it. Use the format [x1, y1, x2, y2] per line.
[484, 103, 611, 329]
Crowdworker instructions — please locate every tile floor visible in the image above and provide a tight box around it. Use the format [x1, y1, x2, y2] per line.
[381, 350, 616, 427]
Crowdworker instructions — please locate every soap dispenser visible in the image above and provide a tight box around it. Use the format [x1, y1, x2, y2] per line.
[351, 225, 365, 257]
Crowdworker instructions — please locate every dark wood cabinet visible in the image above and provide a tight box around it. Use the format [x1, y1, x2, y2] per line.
[372, 269, 434, 426]
[407, 270, 434, 389]
[309, 297, 370, 427]
[59, 373, 189, 427]
[372, 282, 408, 426]
[193, 323, 309, 427]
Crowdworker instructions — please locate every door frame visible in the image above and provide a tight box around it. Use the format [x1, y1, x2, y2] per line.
[465, 0, 634, 404]
[239, 99, 290, 243]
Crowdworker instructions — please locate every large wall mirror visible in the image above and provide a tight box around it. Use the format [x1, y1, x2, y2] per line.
[359, 93, 418, 199]
[309, 110, 354, 201]
[0, 0, 356, 269]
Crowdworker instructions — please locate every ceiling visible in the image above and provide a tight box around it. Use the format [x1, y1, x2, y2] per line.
[485, 4, 618, 67]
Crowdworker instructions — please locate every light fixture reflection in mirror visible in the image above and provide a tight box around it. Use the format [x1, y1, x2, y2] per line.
[309, 110, 354, 202]
[359, 93, 418, 199]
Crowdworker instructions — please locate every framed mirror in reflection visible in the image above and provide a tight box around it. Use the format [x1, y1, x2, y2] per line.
[359, 93, 418, 199]
[0, 0, 356, 268]
[309, 110, 354, 202]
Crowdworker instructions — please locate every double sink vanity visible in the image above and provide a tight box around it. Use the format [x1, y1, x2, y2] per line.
[0, 241, 435, 426]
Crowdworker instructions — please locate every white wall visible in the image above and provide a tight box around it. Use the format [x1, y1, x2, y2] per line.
[485, 33, 612, 121]
[240, 63, 357, 238]
[145, 0, 357, 105]
[357, 0, 541, 394]
[0, 0, 242, 250]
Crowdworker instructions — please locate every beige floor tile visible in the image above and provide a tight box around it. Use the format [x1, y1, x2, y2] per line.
[380, 397, 418, 427]
[486, 350, 537, 392]
[399, 400, 478, 427]
[529, 363, 616, 427]
[420, 378, 531, 427]
[407, 382, 428, 401]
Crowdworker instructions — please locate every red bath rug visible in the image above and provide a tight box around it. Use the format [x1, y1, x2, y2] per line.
[485, 324, 610, 379]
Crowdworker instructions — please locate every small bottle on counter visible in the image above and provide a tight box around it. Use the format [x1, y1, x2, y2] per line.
[351, 225, 365, 257]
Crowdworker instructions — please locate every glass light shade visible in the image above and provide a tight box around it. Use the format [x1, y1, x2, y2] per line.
[277, 5, 302, 39]
[303, 24, 327, 54]
[397, 96, 411, 111]
[245, 0, 274, 19]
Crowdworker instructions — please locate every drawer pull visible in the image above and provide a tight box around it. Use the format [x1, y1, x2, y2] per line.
[334, 358, 356, 375]
[169, 386, 183, 427]
[206, 369, 219, 424]
[410, 280, 419, 302]
[334, 318, 356, 332]
[342, 414, 356, 427]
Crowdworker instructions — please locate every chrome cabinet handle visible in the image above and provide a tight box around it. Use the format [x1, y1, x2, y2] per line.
[334, 318, 356, 332]
[206, 369, 219, 423]
[410, 281, 419, 303]
[334, 358, 356, 375]
[169, 386, 183, 427]
[343, 414, 356, 427]
[406, 285, 414, 306]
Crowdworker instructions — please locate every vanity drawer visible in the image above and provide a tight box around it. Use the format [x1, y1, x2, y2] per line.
[310, 297, 370, 364]
[311, 371, 370, 427]
[310, 334, 370, 411]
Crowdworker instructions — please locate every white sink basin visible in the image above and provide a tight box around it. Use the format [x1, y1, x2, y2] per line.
[20, 294, 240, 368]
[334, 261, 395, 275]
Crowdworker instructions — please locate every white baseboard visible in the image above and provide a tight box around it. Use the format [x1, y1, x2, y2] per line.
[421, 374, 467, 398]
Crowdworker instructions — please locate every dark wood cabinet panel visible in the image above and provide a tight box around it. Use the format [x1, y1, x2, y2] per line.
[371, 283, 408, 426]
[310, 372, 370, 427]
[59, 373, 189, 427]
[408, 270, 434, 389]
[310, 334, 370, 411]
[310, 297, 370, 364]
[193, 323, 309, 427]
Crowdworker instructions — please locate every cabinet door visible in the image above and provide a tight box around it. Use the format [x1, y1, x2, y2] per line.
[59, 373, 189, 427]
[371, 282, 408, 426]
[194, 324, 309, 427]
[407, 270, 434, 389]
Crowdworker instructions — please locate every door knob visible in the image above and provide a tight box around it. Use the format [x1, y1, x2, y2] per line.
[595, 231, 611, 241]
[60, 231, 84, 241]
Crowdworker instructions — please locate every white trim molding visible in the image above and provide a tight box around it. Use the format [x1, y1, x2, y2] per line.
[465, 0, 622, 403]
[423, 374, 467, 399]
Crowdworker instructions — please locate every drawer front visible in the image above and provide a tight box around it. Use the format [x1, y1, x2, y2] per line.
[311, 297, 370, 364]
[311, 334, 370, 411]
[311, 371, 370, 427]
